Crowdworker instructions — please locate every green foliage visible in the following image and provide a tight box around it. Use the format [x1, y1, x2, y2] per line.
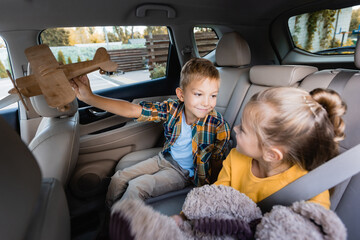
[305, 11, 321, 51]
[42, 28, 70, 46]
[292, 15, 302, 47]
[0, 60, 7, 78]
[350, 8, 360, 32]
[150, 63, 166, 79]
[332, 39, 341, 48]
[113, 26, 131, 43]
[67, 56, 72, 64]
[88, 27, 96, 35]
[144, 26, 168, 36]
[57, 50, 66, 65]
[77, 56, 81, 62]
[107, 32, 119, 42]
[320, 10, 337, 49]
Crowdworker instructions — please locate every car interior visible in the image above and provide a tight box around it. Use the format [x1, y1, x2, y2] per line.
[0, 0, 360, 239]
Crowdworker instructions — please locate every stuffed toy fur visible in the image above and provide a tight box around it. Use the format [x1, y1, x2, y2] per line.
[110, 185, 346, 240]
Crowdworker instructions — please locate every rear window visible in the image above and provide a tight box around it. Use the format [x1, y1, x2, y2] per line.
[288, 5, 360, 55]
[193, 27, 219, 56]
[40, 26, 170, 92]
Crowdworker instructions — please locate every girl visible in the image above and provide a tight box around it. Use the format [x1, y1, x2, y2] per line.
[214, 86, 347, 209]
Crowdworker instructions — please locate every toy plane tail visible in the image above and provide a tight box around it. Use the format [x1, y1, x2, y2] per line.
[94, 47, 110, 62]
[94, 47, 118, 72]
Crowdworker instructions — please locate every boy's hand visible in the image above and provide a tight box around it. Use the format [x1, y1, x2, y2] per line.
[70, 75, 94, 102]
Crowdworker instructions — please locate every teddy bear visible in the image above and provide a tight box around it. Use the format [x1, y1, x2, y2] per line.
[109, 185, 346, 240]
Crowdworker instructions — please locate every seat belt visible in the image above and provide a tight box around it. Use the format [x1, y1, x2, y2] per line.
[257, 143, 360, 213]
[258, 69, 359, 213]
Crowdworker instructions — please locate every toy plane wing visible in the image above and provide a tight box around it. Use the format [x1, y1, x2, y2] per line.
[25, 44, 60, 70]
[25, 44, 75, 108]
[5, 44, 117, 111]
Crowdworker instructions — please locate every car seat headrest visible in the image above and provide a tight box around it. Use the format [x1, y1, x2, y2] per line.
[215, 32, 251, 67]
[30, 95, 78, 118]
[249, 65, 318, 87]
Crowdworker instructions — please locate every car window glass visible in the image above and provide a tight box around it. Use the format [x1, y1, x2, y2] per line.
[289, 5, 360, 55]
[0, 36, 16, 109]
[40, 26, 169, 92]
[193, 27, 219, 56]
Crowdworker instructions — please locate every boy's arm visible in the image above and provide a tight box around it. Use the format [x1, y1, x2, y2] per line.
[71, 75, 142, 118]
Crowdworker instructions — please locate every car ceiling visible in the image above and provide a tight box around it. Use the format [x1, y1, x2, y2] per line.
[0, 0, 358, 31]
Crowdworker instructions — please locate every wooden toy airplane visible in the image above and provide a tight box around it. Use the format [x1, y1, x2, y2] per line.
[5, 44, 117, 111]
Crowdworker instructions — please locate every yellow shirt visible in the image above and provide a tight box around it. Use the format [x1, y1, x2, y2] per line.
[214, 149, 330, 209]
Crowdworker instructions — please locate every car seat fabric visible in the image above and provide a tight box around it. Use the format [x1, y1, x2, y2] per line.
[0, 116, 41, 240]
[231, 64, 318, 142]
[0, 116, 71, 240]
[28, 95, 80, 185]
[299, 50, 360, 240]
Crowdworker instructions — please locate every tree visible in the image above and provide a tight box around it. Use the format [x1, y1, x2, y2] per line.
[144, 26, 168, 36]
[57, 50, 66, 65]
[89, 32, 105, 43]
[113, 26, 131, 43]
[107, 32, 119, 42]
[67, 57, 72, 64]
[350, 8, 360, 32]
[77, 56, 81, 62]
[88, 27, 96, 35]
[41, 28, 70, 46]
[0, 60, 7, 78]
[69, 27, 91, 45]
[130, 26, 134, 39]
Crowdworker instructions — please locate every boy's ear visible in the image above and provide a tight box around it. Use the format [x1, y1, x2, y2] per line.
[176, 87, 184, 101]
[263, 147, 283, 163]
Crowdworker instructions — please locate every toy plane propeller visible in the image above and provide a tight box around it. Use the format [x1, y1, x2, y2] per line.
[2, 44, 117, 111]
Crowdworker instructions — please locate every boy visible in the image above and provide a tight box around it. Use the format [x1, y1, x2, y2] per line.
[71, 58, 230, 206]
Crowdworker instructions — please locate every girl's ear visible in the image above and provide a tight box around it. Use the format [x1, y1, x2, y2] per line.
[263, 147, 283, 163]
[176, 87, 184, 101]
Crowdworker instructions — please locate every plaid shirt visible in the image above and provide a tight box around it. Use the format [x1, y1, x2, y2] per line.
[136, 98, 230, 186]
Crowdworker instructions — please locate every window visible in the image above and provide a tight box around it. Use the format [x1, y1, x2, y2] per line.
[0, 36, 15, 109]
[193, 27, 219, 56]
[288, 5, 360, 55]
[40, 26, 169, 92]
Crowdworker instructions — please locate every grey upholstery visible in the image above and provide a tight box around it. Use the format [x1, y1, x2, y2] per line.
[28, 95, 80, 185]
[215, 32, 251, 67]
[232, 64, 318, 136]
[300, 62, 360, 239]
[250, 65, 318, 87]
[0, 116, 70, 240]
[215, 32, 252, 128]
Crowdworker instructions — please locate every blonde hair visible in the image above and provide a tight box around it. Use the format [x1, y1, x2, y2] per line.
[244, 87, 346, 171]
[179, 58, 220, 89]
